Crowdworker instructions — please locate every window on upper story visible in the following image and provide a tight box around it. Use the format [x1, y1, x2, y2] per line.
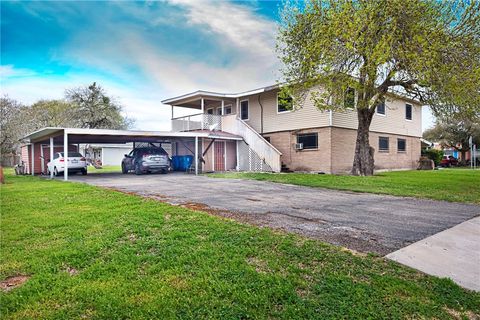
[225, 105, 232, 114]
[379, 137, 389, 152]
[344, 87, 355, 109]
[376, 98, 386, 115]
[277, 91, 293, 113]
[216, 108, 222, 115]
[405, 104, 412, 120]
[207, 108, 214, 115]
[240, 100, 249, 120]
[297, 133, 318, 150]
[397, 138, 406, 152]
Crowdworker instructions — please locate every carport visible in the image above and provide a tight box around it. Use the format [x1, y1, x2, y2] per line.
[22, 127, 242, 180]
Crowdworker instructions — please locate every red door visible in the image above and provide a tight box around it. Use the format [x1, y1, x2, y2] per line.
[214, 141, 225, 171]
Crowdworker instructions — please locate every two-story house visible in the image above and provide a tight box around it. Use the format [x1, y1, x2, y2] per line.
[162, 84, 422, 174]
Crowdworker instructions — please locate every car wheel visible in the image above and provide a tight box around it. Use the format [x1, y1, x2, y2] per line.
[81, 168, 87, 175]
[121, 163, 128, 174]
[135, 163, 143, 175]
[54, 167, 59, 176]
[161, 169, 168, 174]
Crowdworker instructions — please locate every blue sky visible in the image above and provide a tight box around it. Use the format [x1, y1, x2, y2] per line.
[1, 0, 433, 131]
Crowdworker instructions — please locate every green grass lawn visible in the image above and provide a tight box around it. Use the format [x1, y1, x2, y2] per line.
[1, 173, 479, 319]
[212, 169, 480, 204]
[87, 165, 122, 174]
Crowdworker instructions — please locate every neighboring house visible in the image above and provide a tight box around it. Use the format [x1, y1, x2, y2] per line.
[79, 144, 134, 166]
[162, 84, 422, 174]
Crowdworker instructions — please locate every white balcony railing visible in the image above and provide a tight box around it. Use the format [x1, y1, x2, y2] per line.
[171, 113, 222, 132]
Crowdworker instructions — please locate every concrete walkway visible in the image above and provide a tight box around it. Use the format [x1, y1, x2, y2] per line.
[387, 217, 480, 292]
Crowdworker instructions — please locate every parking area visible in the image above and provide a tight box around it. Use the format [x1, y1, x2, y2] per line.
[69, 172, 480, 255]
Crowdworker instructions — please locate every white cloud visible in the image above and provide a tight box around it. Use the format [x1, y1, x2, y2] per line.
[0, 65, 37, 79]
[168, 0, 276, 59]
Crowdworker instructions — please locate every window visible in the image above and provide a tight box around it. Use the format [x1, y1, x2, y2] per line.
[264, 136, 271, 143]
[397, 138, 406, 152]
[240, 100, 249, 120]
[297, 133, 318, 150]
[216, 108, 222, 115]
[344, 87, 355, 109]
[379, 137, 389, 152]
[376, 99, 386, 115]
[405, 104, 412, 120]
[54, 153, 60, 159]
[207, 108, 214, 115]
[225, 105, 232, 114]
[277, 92, 293, 113]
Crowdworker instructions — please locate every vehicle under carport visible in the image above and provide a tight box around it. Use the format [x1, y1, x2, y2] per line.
[21, 127, 242, 180]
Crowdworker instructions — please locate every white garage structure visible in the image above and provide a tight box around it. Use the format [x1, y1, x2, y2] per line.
[79, 144, 134, 166]
[22, 127, 242, 180]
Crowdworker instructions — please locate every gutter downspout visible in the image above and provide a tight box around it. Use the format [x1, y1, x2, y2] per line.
[257, 93, 264, 134]
[329, 109, 333, 174]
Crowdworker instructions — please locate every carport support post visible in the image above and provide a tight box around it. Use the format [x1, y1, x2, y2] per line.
[221, 100, 224, 116]
[64, 131, 68, 181]
[31, 142, 35, 176]
[50, 137, 54, 179]
[195, 136, 198, 175]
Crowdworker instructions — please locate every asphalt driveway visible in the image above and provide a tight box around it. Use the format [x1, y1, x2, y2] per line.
[70, 172, 480, 255]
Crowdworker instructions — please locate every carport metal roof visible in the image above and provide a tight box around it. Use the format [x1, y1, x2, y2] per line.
[22, 127, 242, 144]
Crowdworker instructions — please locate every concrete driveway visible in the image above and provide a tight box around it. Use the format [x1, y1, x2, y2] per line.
[70, 172, 479, 255]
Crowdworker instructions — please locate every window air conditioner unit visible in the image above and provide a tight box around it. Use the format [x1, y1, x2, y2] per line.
[295, 143, 303, 150]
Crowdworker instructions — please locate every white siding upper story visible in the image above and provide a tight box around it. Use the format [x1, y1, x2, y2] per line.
[236, 88, 422, 138]
[240, 88, 330, 134]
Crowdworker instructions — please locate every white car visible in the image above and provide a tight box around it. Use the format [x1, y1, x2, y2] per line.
[47, 152, 88, 176]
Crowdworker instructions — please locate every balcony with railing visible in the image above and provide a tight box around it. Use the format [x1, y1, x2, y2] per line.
[171, 113, 223, 132]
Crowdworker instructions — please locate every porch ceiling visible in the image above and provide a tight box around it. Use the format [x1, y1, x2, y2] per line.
[170, 97, 236, 110]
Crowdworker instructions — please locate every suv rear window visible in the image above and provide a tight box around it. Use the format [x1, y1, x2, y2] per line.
[60, 152, 83, 157]
[134, 148, 167, 156]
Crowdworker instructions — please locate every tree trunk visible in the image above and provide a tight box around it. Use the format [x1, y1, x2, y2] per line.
[351, 108, 375, 176]
[460, 150, 467, 166]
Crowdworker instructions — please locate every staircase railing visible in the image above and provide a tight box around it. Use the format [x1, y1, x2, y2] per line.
[222, 115, 282, 172]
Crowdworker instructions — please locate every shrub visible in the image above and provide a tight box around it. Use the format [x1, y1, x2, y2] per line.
[422, 149, 444, 166]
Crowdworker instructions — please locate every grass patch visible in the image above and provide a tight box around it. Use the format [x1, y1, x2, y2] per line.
[87, 165, 122, 174]
[1, 173, 479, 319]
[212, 169, 480, 204]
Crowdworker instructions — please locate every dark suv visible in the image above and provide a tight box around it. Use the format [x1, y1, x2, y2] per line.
[121, 147, 170, 175]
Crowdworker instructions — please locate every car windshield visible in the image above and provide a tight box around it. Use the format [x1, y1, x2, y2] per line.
[60, 152, 83, 157]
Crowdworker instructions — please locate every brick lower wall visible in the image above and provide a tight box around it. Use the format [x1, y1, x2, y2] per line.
[330, 127, 421, 173]
[263, 127, 420, 174]
[263, 127, 331, 173]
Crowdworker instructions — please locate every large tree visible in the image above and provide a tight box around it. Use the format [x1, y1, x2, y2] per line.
[65, 82, 133, 129]
[423, 114, 480, 164]
[278, 0, 480, 175]
[1, 83, 133, 164]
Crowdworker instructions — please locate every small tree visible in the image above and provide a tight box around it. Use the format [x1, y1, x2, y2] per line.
[0, 96, 25, 163]
[27, 100, 75, 128]
[278, 0, 480, 175]
[423, 114, 480, 164]
[66, 82, 133, 129]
